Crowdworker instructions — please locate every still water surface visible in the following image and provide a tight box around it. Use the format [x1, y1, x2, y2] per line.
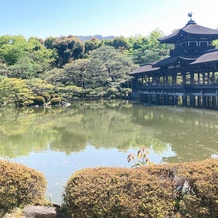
[0, 100, 217, 204]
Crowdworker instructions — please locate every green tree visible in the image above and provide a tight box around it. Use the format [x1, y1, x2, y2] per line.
[0, 78, 33, 104]
[86, 46, 136, 91]
[213, 39, 218, 48]
[0, 35, 56, 77]
[131, 36, 148, 50]
[8, 49, 56, 80]
[0, 35, 28, 65]
[27, 37, 43, 50]
[44, 35, 84, 67]
[147, 29, 165, 49]
[63, 59, 91, 88]
[27, 37, 57, 68]
[40, 68, 66, 86]
[0, 62, 10, 77]
[8, 55, 39, 79]
[85, 37, 102, 54]
[133, 49, 168, 65]
[111, 36, 129, 51]
[128, 30, 170, 65]
[26, 78, 55, 96]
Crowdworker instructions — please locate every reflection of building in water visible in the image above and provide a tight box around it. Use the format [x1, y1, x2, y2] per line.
[132, 105, 218, 162]
[130, 15, 218, 110]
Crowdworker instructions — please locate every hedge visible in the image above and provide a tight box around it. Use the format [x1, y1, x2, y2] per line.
[50, 97, 61, 105]
[0, 160, 47, 212]
[63, 159, 218, 218]
[34, 96, 46, 105]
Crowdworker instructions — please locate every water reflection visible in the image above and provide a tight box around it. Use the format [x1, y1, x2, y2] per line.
[132, 105, 218, 162]
[0, 100, 217, 203]
[0, 101, 217, 161]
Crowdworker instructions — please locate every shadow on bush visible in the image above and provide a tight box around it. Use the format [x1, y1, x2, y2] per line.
[63, 159, 218, 218]
[0, 160, 47, 216]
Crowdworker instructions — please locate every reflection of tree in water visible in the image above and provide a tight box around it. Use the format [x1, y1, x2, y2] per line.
[132, 105, 218, 163]
[0, 101, 168, 157]
[48, 100, 164, 153]
[0, 106, 71, 156]
[0, 107, 64, 157]
[50, 130, 88, 155]
[68, 100, 166, 151]
[2, 101, 216, 162]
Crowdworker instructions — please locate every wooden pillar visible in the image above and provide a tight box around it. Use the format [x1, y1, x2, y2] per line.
[166, 73, 168, 85]
[212, 72, 215, 83]
[198, 73, 200, 85]
[156, 94, 160, 105]
[143, 93, 147, 104]
[172, 73, 176, 85]
[154, 93, 157, 105]
[132, 78, 138, 90]
[190, 71, 194, 84]
[164, 93, 167, 105]
[158, 76, 160, 85]
[174, 93, 177, 105]
[206, 96, 209, 108]
[161, 94, 163, 105]
[163, 75, 166, 85]
[202, 94, 206, 108]
[212, 96, 216, 109]
[148, 92, 151, 105]
[183, 72, 186, 84]
[190, 95, 195, 107]
[182, 94, 187, 106]
[175, 72, 178, 85]
[208, 96, 213, 108]
[215, 96, 218, 109]
[197, 95, 202, 107]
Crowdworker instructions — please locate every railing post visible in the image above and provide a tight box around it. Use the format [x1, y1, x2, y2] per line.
[183, 94, 187, 106]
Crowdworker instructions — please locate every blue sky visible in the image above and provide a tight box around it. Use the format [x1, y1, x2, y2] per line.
[1, 0, 218, 39]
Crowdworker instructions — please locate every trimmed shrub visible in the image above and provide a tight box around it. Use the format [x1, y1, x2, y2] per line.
[60, 97, 67, 102]
[106, 87, 119, 98]
[63, 166, 175, 218]
[41, 92, 50, 103]
[63, 159, 218, 218]
[32, 96, 45, 106]
[0, 160, 47, 212]
[50, 94, 59, 99]
[175, 160, 218, 217]
[50, 97, 61, 105]
[106, 87, 118, 95]
[121, 88, 131, 97]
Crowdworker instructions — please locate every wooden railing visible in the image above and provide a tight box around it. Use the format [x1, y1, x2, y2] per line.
[135, 83, 218, 91]
[170, 45, 215, 55]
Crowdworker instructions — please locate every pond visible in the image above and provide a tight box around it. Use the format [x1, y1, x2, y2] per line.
[0, 100, 218, 204]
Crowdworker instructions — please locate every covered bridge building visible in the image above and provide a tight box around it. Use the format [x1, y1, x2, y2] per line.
[130, 16, 218, 109]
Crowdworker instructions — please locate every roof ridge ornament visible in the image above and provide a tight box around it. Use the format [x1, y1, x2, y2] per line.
[188, 12, 193, 20]
[187, 12, 196, 25]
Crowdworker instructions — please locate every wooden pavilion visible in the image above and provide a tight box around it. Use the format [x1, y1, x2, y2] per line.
[130, 15, 218, 109]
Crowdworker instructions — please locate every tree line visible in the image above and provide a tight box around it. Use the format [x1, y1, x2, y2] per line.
[0, 30, 171, 106]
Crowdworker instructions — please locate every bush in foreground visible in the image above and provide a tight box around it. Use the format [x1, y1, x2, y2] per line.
[63, 159, 218, 218]
[0, 160, 47, 212]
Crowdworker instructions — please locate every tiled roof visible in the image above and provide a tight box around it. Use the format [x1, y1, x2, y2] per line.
[131, 51, 218, 75]
[191, 50, 218, 65]
[159, 23, 218, 43]
[129, 64, 159, 75]
[153, 55, 198, 67]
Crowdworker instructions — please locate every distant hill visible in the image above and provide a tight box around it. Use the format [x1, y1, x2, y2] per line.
[76, 35, 115, 42]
